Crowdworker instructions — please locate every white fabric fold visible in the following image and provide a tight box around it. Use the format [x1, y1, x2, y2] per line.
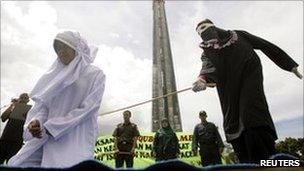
[8, 31, 105, 168]
[29, 31, 98, 105]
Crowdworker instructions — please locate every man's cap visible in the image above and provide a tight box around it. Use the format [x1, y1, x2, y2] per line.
[199, 110, 207, 117]
[123, 110, 131, 115]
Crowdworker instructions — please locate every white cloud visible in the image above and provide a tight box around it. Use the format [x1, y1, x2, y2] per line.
[1, 1, 59, 106]
[1, 1, 59, 134]
[1, 1, 302, 141]
[110, 33, 120, 39]
[1, 1, 153, 135]
[93, 44, 152, 133]
[165, 1, 303, 138]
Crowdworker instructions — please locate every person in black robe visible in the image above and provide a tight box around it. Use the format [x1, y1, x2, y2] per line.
[192, 19, 302, 163]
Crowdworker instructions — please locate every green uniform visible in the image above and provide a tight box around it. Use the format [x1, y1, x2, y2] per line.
[112, 122, 140, 168]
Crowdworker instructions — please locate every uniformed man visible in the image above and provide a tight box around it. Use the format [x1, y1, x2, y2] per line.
[0, 93, 30, 164]
[112, 110, 140, 168]
[192, 110, 224, 166]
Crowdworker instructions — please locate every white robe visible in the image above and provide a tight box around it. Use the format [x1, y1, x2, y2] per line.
[8, 65, 105, 168]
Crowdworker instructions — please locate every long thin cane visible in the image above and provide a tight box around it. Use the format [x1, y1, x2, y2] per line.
[99, 83, 216, 116]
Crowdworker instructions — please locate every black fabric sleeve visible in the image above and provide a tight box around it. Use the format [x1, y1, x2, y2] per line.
[200, 52, 216, 75]
[215, 126, 224, 148]
[112, 127, 118, 137]
[199, 52, 217, 83]
[174, 133, 180, 154]
[133, 125, 140, 137]
[153, 132, 159, 152]
[1, 105, 13, 122]
[191, 125, 199, 151]
[236, 30, 298, 71]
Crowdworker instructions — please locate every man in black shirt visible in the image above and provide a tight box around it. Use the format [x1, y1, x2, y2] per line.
[192, 19, 302, 163]
[112, 110, 140, 168]
[192, 111, 224, 166]
[0, 93, 30, 164]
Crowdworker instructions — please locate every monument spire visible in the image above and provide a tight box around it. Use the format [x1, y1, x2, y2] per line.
[152, 0, 182, 132]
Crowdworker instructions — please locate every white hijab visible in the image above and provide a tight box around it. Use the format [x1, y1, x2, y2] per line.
[29, 31, 98, 105]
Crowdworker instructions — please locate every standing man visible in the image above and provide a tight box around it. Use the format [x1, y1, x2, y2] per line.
[192, 111, 224, 166]
[8, 31, 106, 167]
[192, 19, 302, 163]
[0, 93, 30, 164]
[113, 110, 140, 168]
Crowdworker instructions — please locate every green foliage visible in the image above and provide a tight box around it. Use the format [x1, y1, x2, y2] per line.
[275, 137, 304, 160]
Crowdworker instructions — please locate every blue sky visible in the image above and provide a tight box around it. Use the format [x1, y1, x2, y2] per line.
[275, 115, 303, 140]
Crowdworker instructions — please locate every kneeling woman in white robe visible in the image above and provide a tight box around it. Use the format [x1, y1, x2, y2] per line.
[8, 31, 106, 168]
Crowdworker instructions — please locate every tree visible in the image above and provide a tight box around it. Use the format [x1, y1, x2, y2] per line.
[275, 137, 304, 160]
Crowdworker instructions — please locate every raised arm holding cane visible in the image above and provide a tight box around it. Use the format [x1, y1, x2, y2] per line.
[192, 19, 302, 164]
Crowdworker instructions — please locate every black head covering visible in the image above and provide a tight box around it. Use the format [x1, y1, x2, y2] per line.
[196, 19, 214, 30]
[159, 118, 174, 135]
[197, 19, 232, 41]
[197, 19, 237, 50]
[161, 118, 170, 128]
[199, 110, 207, 117]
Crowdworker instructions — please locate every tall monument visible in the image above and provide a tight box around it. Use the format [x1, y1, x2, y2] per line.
[152, 0, 182, 132]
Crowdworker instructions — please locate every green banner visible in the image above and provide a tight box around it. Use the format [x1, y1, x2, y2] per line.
[94, 132, 228, 168]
